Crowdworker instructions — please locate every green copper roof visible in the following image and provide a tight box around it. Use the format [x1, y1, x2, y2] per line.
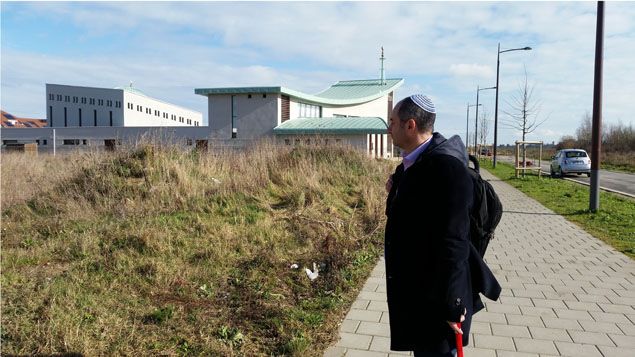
[115, 84, 147, 97]
[195, 78, 403, 106]
[314, 79, 403, 100]
[273, 117, 387, 135]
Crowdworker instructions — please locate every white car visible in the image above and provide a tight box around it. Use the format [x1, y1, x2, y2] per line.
[550, 149, 591, 178]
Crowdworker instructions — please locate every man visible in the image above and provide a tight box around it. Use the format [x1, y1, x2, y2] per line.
[384, 95, 500, 356]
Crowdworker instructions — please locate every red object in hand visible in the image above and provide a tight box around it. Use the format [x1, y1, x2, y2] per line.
[455, 322, 464, 357]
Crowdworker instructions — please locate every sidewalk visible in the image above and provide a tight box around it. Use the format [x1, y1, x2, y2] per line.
[325, 169, 635, 357]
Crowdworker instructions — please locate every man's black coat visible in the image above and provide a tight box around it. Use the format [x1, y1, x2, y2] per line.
[384, 133, 501, 353]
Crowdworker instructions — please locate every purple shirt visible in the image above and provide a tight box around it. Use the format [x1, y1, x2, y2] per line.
[403, 136, 433, 171]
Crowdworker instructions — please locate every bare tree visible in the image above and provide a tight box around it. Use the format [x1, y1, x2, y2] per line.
[501, 66, 549, 168]
[478, 107, 490, 151]
[576, 112, 593, 150]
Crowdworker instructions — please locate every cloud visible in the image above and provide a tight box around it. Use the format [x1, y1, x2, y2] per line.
[2, 1, 634, 145]
[449, 63, 494, 78]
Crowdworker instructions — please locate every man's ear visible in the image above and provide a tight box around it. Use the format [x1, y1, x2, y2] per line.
[406, 118, 417, 131]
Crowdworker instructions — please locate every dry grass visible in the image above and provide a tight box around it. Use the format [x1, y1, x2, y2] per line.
[1, 141, 393, 356]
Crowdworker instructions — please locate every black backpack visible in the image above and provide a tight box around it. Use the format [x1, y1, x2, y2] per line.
[467, 155, 503, 257]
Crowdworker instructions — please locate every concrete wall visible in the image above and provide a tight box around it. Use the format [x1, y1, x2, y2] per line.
[46, 84, 202, 128]
[46, 84, 125, 127]
[123, 91, 202, 127]
[207, 93, 279, 140]
[1, 126, 213, 153]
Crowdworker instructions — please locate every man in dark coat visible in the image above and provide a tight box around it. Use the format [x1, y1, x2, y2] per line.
[385, 95, 501, 356]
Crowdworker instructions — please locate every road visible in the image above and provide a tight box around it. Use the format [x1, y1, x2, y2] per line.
[497, 156, 635, 197]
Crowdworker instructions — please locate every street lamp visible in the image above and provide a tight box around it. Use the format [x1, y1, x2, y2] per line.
[475, 85, 496, 154]
[493, 43, 532, 168]
[465, 103, 482, 151]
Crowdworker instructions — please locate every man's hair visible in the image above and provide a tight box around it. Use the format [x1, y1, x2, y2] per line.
[397, 97, 435, 133]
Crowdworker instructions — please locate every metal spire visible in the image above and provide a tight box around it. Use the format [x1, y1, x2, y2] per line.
[380, 47, 386, 85]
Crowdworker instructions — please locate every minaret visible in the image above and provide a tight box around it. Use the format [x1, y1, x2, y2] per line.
[380, 46, 386, 85]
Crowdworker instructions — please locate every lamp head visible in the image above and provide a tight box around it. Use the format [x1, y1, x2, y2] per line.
[523, 47, 532, 50]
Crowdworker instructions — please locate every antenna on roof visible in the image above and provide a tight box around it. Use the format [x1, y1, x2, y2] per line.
[380, 46, 386, 85]
[129, 81, 133, 88]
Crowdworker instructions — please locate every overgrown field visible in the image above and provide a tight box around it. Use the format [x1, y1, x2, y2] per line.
[1, 144, 393, 356]
[482, 160, 635, 258]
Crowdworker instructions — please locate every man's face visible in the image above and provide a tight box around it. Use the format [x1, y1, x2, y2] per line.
[388, 103, 407, 148]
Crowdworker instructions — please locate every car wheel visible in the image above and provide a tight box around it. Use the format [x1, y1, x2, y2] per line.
[586, 173, 591, 177]
[550, 168, 556, 178]
[558, 167, 565, 178]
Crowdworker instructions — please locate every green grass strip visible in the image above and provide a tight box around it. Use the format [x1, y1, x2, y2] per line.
[482, 160, 635, 259]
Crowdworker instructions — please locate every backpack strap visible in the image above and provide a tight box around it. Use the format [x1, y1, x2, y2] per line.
[468, 154, 480, 173]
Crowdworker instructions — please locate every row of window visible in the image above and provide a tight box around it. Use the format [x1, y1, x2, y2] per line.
[49, 106, 114, 127]
[48, 93, 121, 108]
[126, 103, 199, 126]
[298, 102, 321, 118]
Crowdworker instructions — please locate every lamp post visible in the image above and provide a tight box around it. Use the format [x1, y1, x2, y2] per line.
[493, 43, 532, 168]
[466, 103, 482, 152]
[475, 86, 496, 154]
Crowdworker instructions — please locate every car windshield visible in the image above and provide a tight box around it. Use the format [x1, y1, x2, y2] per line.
[565, 151, 587, 158]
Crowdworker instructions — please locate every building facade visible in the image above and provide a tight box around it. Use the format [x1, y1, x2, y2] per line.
[195, 78, 403, 158]
[46, 84, 202, 128]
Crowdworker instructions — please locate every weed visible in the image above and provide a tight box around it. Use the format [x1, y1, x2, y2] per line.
[143, 306, 174, 324]
[1, 142, 393, 355]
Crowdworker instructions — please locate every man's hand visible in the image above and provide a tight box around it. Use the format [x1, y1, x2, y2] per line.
[447, 309, 466, 334]
[385, 175, 393, 193]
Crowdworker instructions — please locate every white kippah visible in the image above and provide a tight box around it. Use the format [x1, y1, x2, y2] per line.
[410, 94, 436, 114]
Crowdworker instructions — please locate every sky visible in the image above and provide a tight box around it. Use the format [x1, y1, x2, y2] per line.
[1, 1, 634, 145]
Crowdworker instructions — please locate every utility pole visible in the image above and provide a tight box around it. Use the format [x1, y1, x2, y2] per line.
[590, 1, 604, 212]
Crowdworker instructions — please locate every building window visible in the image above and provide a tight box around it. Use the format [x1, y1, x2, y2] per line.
[107, 100, 112, 107]
[43, 139, 47, 145]
[263, 93, 267, 98]
[49, 106, 53, 127]
[90, 98, 95, 105]
[81, 97, 87, 104]
[284, 139, 290, 146]
[48, 94, 54, 100]
[248, 94, 252, 99]
[64, 107, 68, 126]
[94, 109, 97, 126]
[65, 96, 70, 102]
[63, 139, 80, 145]
[186, 138, 193, 146]
[109, 111, 113, 126]
[57, 94, 62, 101]
[98, 99, 104, 106]
[73, 96, 78, 103]
[116, 101, 121, 108]
[79, 108, 82, 127]
[298, 103, 320, 118]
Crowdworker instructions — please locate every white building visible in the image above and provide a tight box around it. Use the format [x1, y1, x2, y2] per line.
[46, 83, 202, 128]
[195, 78, 403, 158]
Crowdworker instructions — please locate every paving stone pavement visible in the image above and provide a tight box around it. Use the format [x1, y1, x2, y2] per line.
[325, 169, 635, 357]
